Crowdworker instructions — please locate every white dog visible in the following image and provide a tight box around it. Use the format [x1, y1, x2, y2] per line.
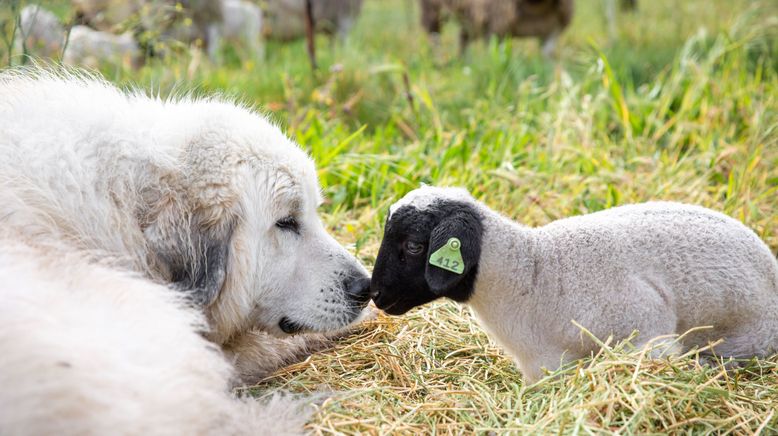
[0, 68, 371, 434]
[371, 186, 778, 382]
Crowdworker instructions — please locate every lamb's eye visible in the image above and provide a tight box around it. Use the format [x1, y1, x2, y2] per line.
[275, 216, 300, 234]
[404, 240, 425, 256]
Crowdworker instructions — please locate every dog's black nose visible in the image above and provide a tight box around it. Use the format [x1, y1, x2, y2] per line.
[344, 276, 372, 304]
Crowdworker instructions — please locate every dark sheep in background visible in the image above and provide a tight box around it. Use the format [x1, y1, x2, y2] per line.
[420, 0, 574, 56]
[263, 0, 364, 41]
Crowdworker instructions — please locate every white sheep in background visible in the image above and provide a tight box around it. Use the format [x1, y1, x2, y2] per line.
[71, 0, 225, 60]
[71, 0, 145, 32]
[63, 25, 142, 69]
[222, 0, 265, 60]
[604, 0, 638, 41]
[13, 5, 66, 60]
[263, 0, 364, 41]
[370, 186, 778, 382]
[420, 0, 575, 57]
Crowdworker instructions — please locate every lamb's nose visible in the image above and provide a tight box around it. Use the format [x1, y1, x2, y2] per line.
[344, 276, 372, 304]
[368, 286, 380, 300]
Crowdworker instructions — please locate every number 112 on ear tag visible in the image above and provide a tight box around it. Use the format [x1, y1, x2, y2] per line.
[429, 237, 465, 274]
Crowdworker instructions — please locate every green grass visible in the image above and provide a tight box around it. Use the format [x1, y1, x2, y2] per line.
[2, 0, 777, 433]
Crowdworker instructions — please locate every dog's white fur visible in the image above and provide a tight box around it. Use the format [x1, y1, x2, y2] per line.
[0, 68, 370, 433]
[395, 187, 778, 382]
[0, 242, 310, 435]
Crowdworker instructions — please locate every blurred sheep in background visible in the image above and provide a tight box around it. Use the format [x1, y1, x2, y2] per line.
[10, 0, 364, 70]
[71, 0, 225, 60]
[223, 0, 264, 60]
[63, 25, 142, 69]
[420, 0, 574, 57]
[605, 0, 637, 41]
[71, 0, 145, 32]
[13, 5, 66, 60]
[263, 0, 364, 41]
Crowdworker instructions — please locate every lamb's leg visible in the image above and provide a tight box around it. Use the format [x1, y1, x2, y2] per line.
[698, 317, 778, 368]
[514, 346, 574, 384]
[621, 0, 637, 11]
[205, 23, 221, 63]
[458, 29, 471, 56]
[421, 0, 443, 50]
[604, 0, 617, 41]
[420, 0, 442, 34]
[540, 31, 559, 58]
[635, 336, 683, 359]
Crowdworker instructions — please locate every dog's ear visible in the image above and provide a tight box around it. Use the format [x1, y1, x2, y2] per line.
[168, 221, 235, 307]
[141, 187, 236, 308]
[140, 141, 242, 307]
[424, 207, 482, 298]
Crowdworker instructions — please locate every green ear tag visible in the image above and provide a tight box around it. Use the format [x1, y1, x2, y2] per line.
[429, 237, 465, 274]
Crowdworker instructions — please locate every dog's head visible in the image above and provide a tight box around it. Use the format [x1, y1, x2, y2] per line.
[370, 186, 483, 315]
[141, 101, 371, 341]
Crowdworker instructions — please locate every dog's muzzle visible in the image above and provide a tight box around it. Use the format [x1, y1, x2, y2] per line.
[344, 275, 372, 306]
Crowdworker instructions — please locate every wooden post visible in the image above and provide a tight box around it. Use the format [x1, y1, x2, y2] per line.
[304, 0, 317, 71]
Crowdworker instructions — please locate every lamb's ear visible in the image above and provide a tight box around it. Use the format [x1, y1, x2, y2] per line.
[169, 222, 235, 307]
[424, 207, 482, 298]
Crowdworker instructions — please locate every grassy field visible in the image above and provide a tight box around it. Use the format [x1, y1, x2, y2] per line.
[3, 0, 778, 433]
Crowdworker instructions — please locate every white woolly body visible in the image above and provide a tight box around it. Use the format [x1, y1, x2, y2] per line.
[403, 187, 778, 382]
[0, 69, 370, 433]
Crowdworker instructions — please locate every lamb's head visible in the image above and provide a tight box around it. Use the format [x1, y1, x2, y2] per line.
[370, 186, 484, 315]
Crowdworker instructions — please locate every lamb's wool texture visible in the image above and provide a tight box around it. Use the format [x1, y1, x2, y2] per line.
[0, 67, 371, 433]
[372, 186, 778, 382]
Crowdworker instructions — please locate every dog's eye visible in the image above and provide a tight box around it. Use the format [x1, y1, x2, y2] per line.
[275, 216, 300, 234]
[404, 240, 425, 256]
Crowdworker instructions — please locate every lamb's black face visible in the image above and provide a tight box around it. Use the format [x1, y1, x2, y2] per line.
[370, 199, 483, 315]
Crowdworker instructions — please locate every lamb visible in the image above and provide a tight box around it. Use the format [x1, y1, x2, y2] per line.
[370, 186, 778, 382]
[420, 0, 575, 57]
